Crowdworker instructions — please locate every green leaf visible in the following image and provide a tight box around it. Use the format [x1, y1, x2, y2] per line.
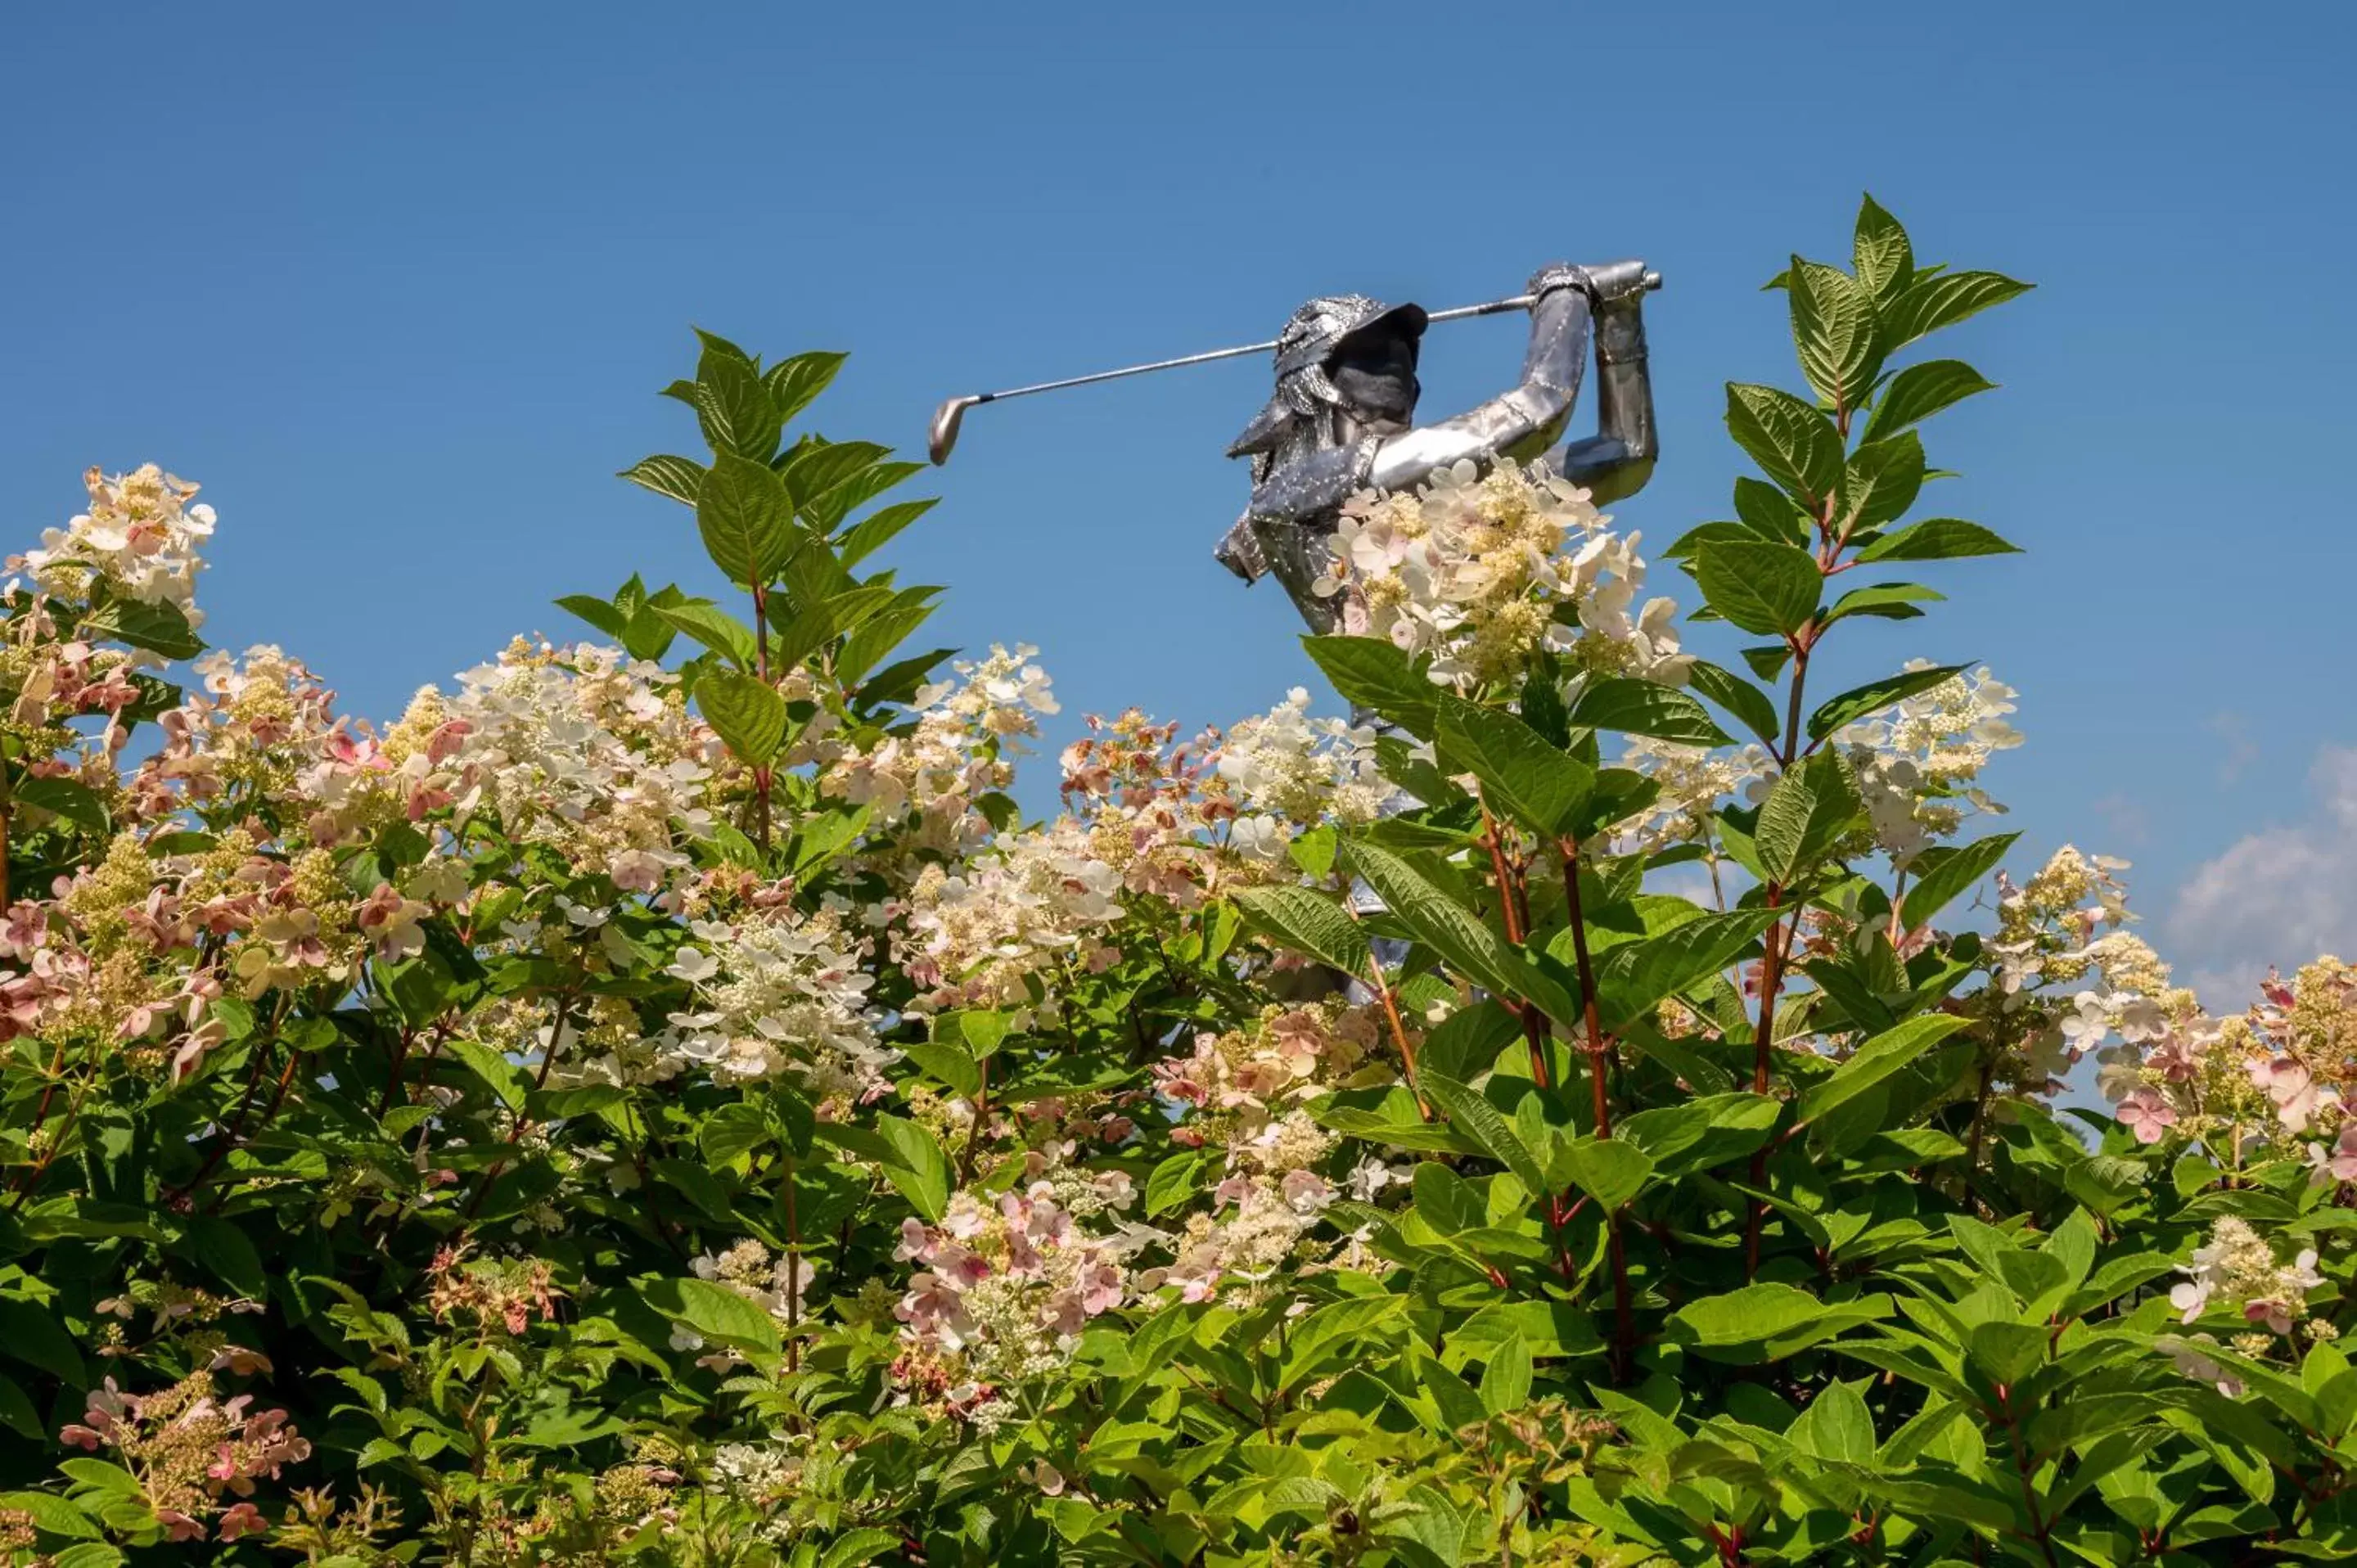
[1825, 581, 1944, 626]
[1862, 359, 1995, 445]
[694, 350, 782, 460]
[1683, 660, 1782, 750]
[651, 601, 757, 668]
[1791, 1378, 1877, 1464]
[1419, 1002, 1521, 1084]
[897, 1038, 982, 1100]
[1555, 1138, 1654, 1212]
[1233, 885, 1369, 975]
[1419, 1073, 1548, 1196]
[1753, 769, 1818, 885]
[11, 776, 107, 836]
[555, 593, 626, 638]
[818, 1113, 949, 1222]
[761, 350, 846, 430]
[1302, 635, 1436, 738]
[1593, 908, 1778, 1030]
[1733, 476, 1813, 544]
[818, 1528, 903, 1568]
[696, 671, 789, 764]
[664, 1277, 782, 1357]
[1669, 1282, 1892, 1361]
[1788, 256, 1879, 413]
[1481, 1331, 1534, 1416]
[1412, 1160, 1485, 1236]
[770, 585, 897, 674]
[0, 1491, 101, 1541]
[803, 461, 922, 534]
[1881, 269, 2034, 351]
[1806, 662, 1968, 742]
[1900, 833, 2018, 927]
[696, 1102, 773, 1166]
[447, 1039, 528, 1112]
[1724, 382, 1843, 506]
[1339, 840, 1576, 1025]
[1693, 541, 1822, 638]
[1797, 1014, 1972, 1127]
[80, 597, 201, 660]
[178, 1214, 265, 1299]
[1567, 678, 1734, 749]
[618, 453, 706, 507]
[0, 1297, 85, 1386]
[1855, 517, 2022, 562]
[1852, 194, 1913, 304]
[1833, 431, 1926, 538]
[838, 498, 939, 567]
[1145, 1151, 1203, 1218]
[836, 586, 943, 685]
[779, 439, 892, 511]
[1437, 695, 1593, 837]
[696, 451, 797, 585]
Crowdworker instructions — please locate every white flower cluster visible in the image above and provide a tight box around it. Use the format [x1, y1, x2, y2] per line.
[14, 465, 214, 622]
[816, 643, 1056, 854]
[444, 641, 714, 890]
[896, 819, 1123, 1021]
[1312, 459, 1686, 692]
[892, 1176, 1148, 1426]
[1832, 661, 2021, 863]
[662, 906, 890, 1097]
[1215, 687, 1395, 861]
[1614, 736, 1773, 854]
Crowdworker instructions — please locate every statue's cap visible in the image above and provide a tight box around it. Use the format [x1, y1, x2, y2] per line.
[1271, 295, 1428, 380]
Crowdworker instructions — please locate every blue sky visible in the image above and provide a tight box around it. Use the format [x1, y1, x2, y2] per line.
[3, 2, 2350, 998]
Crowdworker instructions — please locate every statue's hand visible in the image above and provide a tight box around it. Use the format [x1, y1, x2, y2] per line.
[1527, 262, 1593, 302]
[1582, 259, 1653, 309]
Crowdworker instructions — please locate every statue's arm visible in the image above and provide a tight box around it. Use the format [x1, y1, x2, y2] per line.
[1366, 278, 1593, 492]
[1549, 295, 1656, 504]
[1244, 435, 1388, 529]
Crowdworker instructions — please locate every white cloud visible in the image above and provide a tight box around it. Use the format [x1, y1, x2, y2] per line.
[2209, 711, 2260, 786]
[2166, 745, 2357, 1007]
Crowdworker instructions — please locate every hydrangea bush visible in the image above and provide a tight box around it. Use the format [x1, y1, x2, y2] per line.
[0, 201, 2351, 1566]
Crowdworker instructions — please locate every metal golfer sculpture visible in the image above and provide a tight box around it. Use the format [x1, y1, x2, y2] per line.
[926, 258, 1660, 633]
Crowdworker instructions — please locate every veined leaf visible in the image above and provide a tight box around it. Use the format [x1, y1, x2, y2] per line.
[1593, 908, 1778, 1030]
[1685, 660, 1784, 750]
[1880, 269, 2033, 352]
[1853, 194, 1913, 304]
[1555, 1138, 1654, 1212]
[1419, 1072, 1548, 1196]
[1862, 360, 1994, 445]
[1899, 832, 2018, 927]
[1856, 518, 2021, 562]
[1788, 256, 1879, 413]
[1806, 662, 1969, 742]
[1693, 540, 1822, 638]
[1303, 635, 1437, 738]
[696, 671, 789, 764]
[1233, 885, 1369, 975]
[1724, 382, 1843, 506]
[618, 453, 706, 507]
[1825, 581, 1944, 626]
[651, 601, 756, 667]
[1436, 695, 1593, 838]
[1568, 678, 1734, 749]
[696, 451, 796, 585]
[838, 498, 938, 566]
[81, 597, 202, 660]
[1797, 1014, 1972, 1127]
[1834, 431, 1926, 539]
[694, 353, 782, 461]
[761, 350, 846, 430]
[1339, 840, 1576, 1025]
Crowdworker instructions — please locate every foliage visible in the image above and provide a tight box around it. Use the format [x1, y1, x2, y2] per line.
[0, 204, 2349, 1566]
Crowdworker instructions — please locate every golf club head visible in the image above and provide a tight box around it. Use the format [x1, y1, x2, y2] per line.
[927, 396, 976, 466]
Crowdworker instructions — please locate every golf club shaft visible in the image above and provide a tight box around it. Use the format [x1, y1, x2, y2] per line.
[970, 294, 1539, 409]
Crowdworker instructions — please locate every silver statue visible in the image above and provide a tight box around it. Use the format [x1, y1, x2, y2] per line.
[1215, 261, 1657, 632]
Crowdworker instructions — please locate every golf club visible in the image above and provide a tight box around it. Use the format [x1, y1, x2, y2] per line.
[926, 269, 1661, 465]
